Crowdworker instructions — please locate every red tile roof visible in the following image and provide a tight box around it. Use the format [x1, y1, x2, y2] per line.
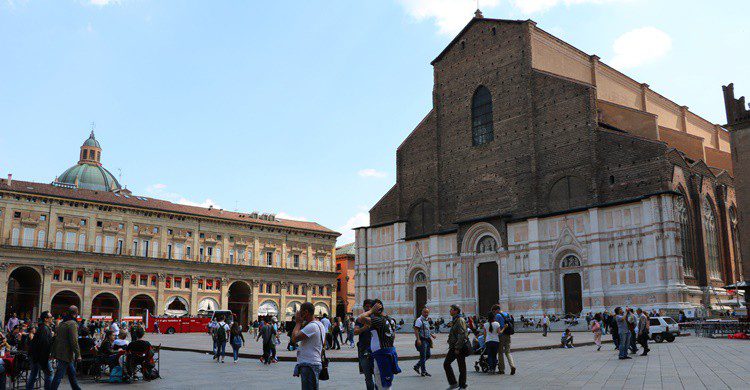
[0, 178, 338, 235]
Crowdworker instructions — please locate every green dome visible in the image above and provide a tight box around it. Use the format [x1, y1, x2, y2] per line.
[57, 163, 121, 192]
[83, 131, 101, 148]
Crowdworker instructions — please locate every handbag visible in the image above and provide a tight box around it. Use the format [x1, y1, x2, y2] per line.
[318, 323, 330, 381]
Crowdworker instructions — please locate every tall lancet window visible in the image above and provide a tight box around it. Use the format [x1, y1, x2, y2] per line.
[472, 86, 494, 146]
[702, 198, 721, 280]
[675, 197, 695, 276]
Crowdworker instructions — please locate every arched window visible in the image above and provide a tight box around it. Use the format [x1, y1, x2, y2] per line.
[561, 254, 581, 268]
[476, 236, 497, 253]
[472, 86, 494, 146]
[702, 198, 721, 280]
[675, 197, 695, 276]
[37, 230, 45, 248]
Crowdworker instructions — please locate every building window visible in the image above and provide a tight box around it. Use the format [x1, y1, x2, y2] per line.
[266, 283, 272, 294]
[167, 244, 173, 259]
[294, 254, 300, 268]
[93, 272, 99, 283]
[103, 273, 111, 284]
[96, 221, 103, 227]
[80, 219, 86, 226]
[53, 270, 60, 281]
[730, 206, 742, 278]
[266, 252, 273, 266]
[140, 275, 148, 286]
[151, 276, 157, 286]
[407, 200, 435, 237]
[337, 279, 341, 292]
[76, 271, 83, 283]
[13, 211, 21, 218]
[40, 215, 46, 221]
[675, 197, 695, 276]
[293, 284, 299, 295]
[476, 236, 497, 253]
[131, 275, 137, 285]
[471, 86, 494, 146]
[115, 274, 122, 285]
[702, 198, 722, 280]
[64, 270, 73, 281]
[58, 216, 64, 223]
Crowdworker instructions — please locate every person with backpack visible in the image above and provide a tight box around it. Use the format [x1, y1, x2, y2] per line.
[213, 315, 230, 363]
[493, 304, 516, 375]
[483, 310, 501, 374]
[229, 321, 245, 363]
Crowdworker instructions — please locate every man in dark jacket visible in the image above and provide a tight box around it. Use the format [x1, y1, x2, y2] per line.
[27, 311, 54, 390]
[50, 306, 82, 390]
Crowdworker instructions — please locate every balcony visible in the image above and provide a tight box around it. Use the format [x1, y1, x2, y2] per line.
[20, 217, 39, 226]
[234, 238, 251, 247]
[203, 237, 218, 245]
[102, 226, 120, 234]
[63, 222, 80, 230]
[137, 229, 156, 238]
[171, 233, 190, 241]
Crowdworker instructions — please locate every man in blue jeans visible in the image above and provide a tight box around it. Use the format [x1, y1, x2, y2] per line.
[615, 307, 631, 360]
[50, 306, 82, 390]
[292, 302, 324, 390]
[355, 299, 375, 390]
[413, 307, 437, 377]
[27, 311, 54, 390]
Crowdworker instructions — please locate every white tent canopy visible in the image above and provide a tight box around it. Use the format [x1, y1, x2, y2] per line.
[164, 296, 189, 316]
[286, 302, 302, 320]
[258, 300, 279, 316]
[314, 303, 329, 317]
[198, 298, 219, 313]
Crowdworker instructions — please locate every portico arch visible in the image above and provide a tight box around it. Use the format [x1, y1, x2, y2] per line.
[5, 266, 42, 322]
[129, 294, 156, 318]
[91, 292, 120, 320]
[461, 222, 502, 254]
[51, 290, 81, 318]
[228, 281, 252, 328]
[165, 296, 189, 316]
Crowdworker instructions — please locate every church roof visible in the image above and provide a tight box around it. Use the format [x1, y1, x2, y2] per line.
[56, 163, 121, 192]
[336, 242, 356, 256]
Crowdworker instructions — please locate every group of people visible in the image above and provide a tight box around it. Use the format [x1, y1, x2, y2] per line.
[587, 307, 652, 359]
[1, 307, 157, 390]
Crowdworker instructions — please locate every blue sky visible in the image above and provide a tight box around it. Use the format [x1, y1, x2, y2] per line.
[1, 0, 748, 244]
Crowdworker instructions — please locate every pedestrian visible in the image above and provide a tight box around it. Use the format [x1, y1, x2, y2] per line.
[626, 308, 638, 354]
[444, 304, 469, 389]
[413, 307, 437, 377]
[358, 300, 400, 390]
[591, 313, 602, 351]
[614, 307, 630, 360]
[256, 319, 275, 364]
[346, 317, 355, 348]
[494, 304, 516, 375]
[331, 318, 341, 350]
[213, 315, 230, 363]
[154, 320, 160, 334]
[291, 302, 325, 390]
[541, 314, 549, 337]
[208, 317, 219, 357]
[109, 320, 120, 337]
[320, 314, 332, 350]
[609, 310, 619, 350]
[230, 321, 245, 363]
[337, 317, 345, 346]
[27, 311, 54, 390]
[585, 312, 592, 328]
[483, 311, 501, 373]
[50, 306, 82, 390]
[355, 300, 375, 390]
[252, 320, 260, 339]
[5, 313, 18, 334]
[636, 308, 650, 356]
[560, 328, 574, 348]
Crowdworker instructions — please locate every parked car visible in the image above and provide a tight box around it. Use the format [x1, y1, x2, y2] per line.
[648, 316, 679, 342]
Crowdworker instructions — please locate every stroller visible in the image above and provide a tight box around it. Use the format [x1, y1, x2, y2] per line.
[473, 344, 489, 373]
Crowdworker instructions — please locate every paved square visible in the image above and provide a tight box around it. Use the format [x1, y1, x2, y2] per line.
[61, 336, 749, 389]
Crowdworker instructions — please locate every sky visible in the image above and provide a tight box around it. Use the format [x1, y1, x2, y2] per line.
[1, 0, 748, 245]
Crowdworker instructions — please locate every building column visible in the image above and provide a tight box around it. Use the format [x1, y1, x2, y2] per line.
[640, 83, 650, 112]
[120, 270, 131, 319]
[189, 274, 199, 316]
[81, 268, 94, 319]
[0, 263, 9, 321]
[125, 221, 134, 255]
[219, 278, 229, 310]
[305, 283, 313, 303]
[329, 283, 337, 318]
[156, 273, 166, 316]
[253, 238, 261, 266]
[307, 245, 314, 271]
[40, 265, 54, 313]
[250, 280, 260, 320]
[279, 282, 288, 323]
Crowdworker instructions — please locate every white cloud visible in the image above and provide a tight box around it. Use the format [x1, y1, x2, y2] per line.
[397, 0, 630, 35]
[88, 0, 120, 6]
[337, 211, 370, 245]
[609, 27, 672, 69]
[358, 168, 387, 178]
[276, 211, 309, 222]
[145, 183, 220, 209]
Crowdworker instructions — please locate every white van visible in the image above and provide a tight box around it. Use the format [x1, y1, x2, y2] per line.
[648, 316, 680, 343]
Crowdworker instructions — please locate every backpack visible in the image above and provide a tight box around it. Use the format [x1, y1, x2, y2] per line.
[108, 366, 124, 383]
[214, 324, 227, 343]
[502, 313, 515, 335]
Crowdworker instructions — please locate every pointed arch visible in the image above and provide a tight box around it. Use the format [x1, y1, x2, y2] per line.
[472, 86, 494, 146]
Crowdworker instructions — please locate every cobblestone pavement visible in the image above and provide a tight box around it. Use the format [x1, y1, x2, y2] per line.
[141, 330, 596, 359]
[61, 336, 748, 389]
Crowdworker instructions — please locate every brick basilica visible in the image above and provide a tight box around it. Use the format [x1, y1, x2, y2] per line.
[354, 12, 744, 322]
[1, 132, 339, 327]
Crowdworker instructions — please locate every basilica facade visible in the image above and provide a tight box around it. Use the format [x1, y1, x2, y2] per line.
[354, 13, 743, 322]
[1, 133, 339, 327]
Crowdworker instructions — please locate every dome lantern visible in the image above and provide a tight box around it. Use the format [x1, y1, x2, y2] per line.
[79, 130, 102, 165]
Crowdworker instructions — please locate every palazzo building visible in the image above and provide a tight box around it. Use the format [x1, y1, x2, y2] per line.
[0, 132, 339, 327]
[354, 12, 743, 322]
[335, 242, 356, 317]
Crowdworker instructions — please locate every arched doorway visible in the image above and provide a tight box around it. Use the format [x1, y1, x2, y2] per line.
[412, 270, 428, 318]
[228, 281, 251, 328]
[50, 290, 81, 318]
[477, 262, 499, 317]
[563, 273, 582, 315]
[165, 296, 188, 316]
[5, 266, 42, 322]
[91, 292, 120, 320]
[258, 300, 279, 321]
[129, 294, 155, 318]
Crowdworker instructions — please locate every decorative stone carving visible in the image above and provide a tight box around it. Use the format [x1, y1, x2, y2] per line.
[84, 268, 94, 276]
[43, 265, 54, 273]
[157, 273, 166, 281]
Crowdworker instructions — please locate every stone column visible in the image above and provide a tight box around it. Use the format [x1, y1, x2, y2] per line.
[221, 235, 229, 264]
[306, 245, 314, 271]
[125, 221, 134, 255]
[191, 229, 200, 261]
[640, 83, 650, 111]
[281, 240, 288, 269]
[253, 237, 261, 266]
[305, 283, 313, 303]
[0, 263, 9, 321]
[81, 268, 94, 319]
[160, 225, 168, 259]
[250, 280, 260, 320]
[329, 283, 337, 318]
[156, 273, 166, 315]
[40, 265, 54, 313]
[1, 204, 12, 241]
[120, 270, 132, 319]
[279, 282, 288, 322]
[219, 277, 229, 310]
[189, 274, 199, 316]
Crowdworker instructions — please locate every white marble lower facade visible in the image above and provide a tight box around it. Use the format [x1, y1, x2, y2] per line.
[354, 193, 725, 322]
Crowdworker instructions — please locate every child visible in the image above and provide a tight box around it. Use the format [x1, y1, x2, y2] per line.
[561, 328, 574, 348]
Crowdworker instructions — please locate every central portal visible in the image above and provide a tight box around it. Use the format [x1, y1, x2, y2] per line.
[563, 273, 583, 315]
[477, 262, 499, 317]
[414, 286, 427, 318]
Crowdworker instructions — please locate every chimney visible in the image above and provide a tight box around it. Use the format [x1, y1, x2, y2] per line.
[6, 174, 11, 186]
